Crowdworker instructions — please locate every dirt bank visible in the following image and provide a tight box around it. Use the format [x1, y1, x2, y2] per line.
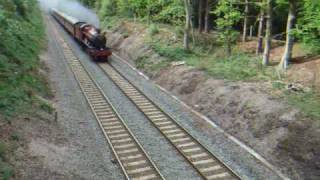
[105, 21, 320, 180]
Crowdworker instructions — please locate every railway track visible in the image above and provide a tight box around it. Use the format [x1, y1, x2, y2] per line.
[99, 62, 241, 180]
[49, 17, 164, 180]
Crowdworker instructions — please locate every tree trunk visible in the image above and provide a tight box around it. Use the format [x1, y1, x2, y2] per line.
[250, 25, 253, 40]
[184, 0, 191, 50]
[262, 0, 272, 65]
[227, 37, 232, 56]
[242, 0, 249, 42]
[279, 0, 296, 70]
[198, 0, 204, 32]
[204, 0, 210, 33]
[256, 9, 265, 55]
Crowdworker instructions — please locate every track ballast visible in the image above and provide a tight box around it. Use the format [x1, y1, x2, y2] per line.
[99, 62, 241, 180]
[49, 16, 164, 180]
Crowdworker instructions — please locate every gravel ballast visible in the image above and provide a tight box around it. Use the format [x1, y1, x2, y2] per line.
[108, 56, 284, 180]
[55, 18, 202, 179]
[42, 16, 124, 179]
[52, 13, 283, 179]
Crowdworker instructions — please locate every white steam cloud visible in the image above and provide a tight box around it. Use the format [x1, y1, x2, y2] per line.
[38, 0, 100, 27]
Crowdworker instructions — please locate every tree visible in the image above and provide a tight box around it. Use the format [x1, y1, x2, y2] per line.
[198, 0, 204, 32]
[204, 0, 211, 32]
[214, 0, 241, 55]
[183, 0, 192, 50]
[296, 0, 320, 54]
[242, 0, 249, 42]
[256, 1, 265, 54]
[279, 0, 297, 70]
[262, 0, 272, 65]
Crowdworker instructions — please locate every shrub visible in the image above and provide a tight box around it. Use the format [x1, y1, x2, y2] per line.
[148, 24, 159, 36]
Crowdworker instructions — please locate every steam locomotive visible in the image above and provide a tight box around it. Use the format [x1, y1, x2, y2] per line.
[51, 8, 112, 60]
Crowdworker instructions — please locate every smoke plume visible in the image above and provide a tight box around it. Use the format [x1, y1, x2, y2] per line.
[38, 0, 100, 27]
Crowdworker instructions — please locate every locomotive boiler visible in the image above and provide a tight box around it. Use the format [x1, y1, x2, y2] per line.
[51, 8, 112, 60]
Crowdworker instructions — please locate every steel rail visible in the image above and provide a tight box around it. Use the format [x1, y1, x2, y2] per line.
[49, 16, 164, 180]
[99, 62, 242, 180]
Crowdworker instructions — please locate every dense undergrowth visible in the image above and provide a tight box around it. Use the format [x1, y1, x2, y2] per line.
[0, 0, 47, 118]
[0, 0, 46, 179]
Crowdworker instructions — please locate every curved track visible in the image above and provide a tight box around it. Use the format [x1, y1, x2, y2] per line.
[99, 62, 241, 180]
[49, 16, 164, 180]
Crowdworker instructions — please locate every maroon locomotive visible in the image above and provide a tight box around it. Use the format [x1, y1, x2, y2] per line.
[51, 8, 111, 60]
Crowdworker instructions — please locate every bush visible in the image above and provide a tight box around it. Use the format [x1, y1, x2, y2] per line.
[135, 56, 148, 69]
[174, 26, 184, 38]
[148, 24, 159, 36]
[151, 42, 192, 61]
[199, 54, 273, 81]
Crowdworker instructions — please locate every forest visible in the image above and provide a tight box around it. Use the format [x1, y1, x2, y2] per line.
[79, 0, 320, 71]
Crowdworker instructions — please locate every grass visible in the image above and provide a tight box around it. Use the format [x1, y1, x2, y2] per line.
[0, 141, 13, 180]
[285, 91, 320, 120]
[149, 40, 277, 81]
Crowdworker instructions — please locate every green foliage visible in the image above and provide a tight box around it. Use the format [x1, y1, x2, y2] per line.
[154, 2, 185, 25]
[214, 0, 241, 54]
[148, 24, 159, 36]
[151, 43, 193, 61]
[0, 0, 45, 117]
[0, 165, 14, 180]
[135, 56, 148, 69]
[98, 0, 117, 17]
[198, 54, 274, 81]
[295, 0, 320, 54]
[93, 0, 185, 25]
[174, 26, 184, 37]
[286, 91, 320, 120]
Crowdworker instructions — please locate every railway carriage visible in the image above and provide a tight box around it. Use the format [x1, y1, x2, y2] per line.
[51, 8, 112, 60]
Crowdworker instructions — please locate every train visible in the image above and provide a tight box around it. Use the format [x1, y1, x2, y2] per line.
[51, 8, 112, 61]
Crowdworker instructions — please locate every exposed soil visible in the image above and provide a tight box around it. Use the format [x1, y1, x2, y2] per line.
[105, 21, 320, 180]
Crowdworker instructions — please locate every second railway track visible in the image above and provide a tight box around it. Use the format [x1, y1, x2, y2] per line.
[49, 11, 241, 179]
[49, 16, 164, 180]
[99, 62, 241, 180]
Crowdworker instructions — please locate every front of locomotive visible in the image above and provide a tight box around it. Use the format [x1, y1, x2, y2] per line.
[83, 26, 112, 61]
